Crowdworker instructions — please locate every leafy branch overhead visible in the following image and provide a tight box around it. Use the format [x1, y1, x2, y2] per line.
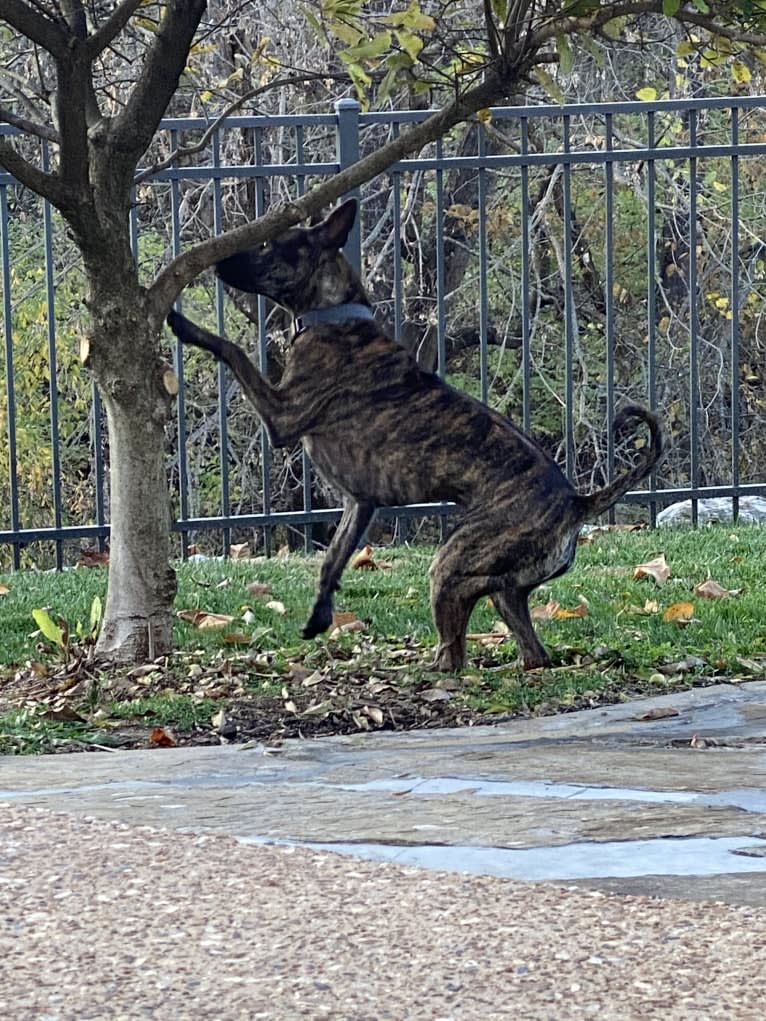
[2, 0, 766, 305]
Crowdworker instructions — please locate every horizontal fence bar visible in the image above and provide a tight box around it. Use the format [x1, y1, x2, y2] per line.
[2, 95, 765, 565]
[4, 483, 766, 548]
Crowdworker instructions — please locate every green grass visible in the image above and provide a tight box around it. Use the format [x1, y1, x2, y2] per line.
[1, 525, 765, 751]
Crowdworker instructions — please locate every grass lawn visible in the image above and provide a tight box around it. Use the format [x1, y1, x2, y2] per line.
[1, 524, 765, 753]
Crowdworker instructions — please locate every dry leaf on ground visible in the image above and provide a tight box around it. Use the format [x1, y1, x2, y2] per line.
[265, 600, 287, 615]
[351, 544, 377, 570]
[230, 542, 250, 560]
[634, 554, 671, 586]
[176, 609, 235, 629]
[693, 579, 740, 599]
[662, 601, 695, 624]
[149, 726, 176, 747]
[635, 706, 680, 721]
[0, 583, 9, 596]
[246, 581, 273, 598]
[76, 549, 109, 568]
[531, 599, 560, 621]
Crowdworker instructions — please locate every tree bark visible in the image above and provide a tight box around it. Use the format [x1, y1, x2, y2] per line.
[80, 283, 177, 662]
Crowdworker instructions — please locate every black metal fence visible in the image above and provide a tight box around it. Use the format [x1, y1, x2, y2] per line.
[2, 96, 766, 568]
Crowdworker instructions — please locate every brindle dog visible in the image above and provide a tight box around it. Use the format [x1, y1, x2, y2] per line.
[168, 199, 665, 671]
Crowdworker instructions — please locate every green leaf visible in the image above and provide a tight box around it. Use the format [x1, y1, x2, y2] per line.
[89, 594, 103, 636]
[340, 30, 392, 64]
[636, 86, 658, 101]
[663, 0, 681, 15]
[555, 33, 574, 76]
[32, 608, 64, 649]
[534, 67, 565, 105]
[395, 28, 424, 63]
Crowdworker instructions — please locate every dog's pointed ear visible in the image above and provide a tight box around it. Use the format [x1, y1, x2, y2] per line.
[316, 198, 357, 249]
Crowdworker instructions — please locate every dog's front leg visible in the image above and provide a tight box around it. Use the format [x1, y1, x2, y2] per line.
[303, 499, 376, 639]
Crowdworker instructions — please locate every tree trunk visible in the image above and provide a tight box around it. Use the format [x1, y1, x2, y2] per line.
[82, 283, 178, 663]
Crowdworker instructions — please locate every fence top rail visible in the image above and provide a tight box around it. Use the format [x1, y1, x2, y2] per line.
[2, 95, 765, 142]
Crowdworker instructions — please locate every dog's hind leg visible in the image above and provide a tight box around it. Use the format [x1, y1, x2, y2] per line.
[303, 498, 376, 639]
[491, 585, 551, 670]
[428, 514, 495, 672]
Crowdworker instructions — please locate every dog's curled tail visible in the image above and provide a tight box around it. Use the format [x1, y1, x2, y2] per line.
[578, 405, 665, 520]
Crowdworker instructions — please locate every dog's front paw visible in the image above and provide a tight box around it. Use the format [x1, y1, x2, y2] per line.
[302, 599, 334, 639]
[167, 309, 191, 341]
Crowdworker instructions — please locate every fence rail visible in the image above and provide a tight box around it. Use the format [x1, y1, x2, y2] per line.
[2, 96, 766, 568]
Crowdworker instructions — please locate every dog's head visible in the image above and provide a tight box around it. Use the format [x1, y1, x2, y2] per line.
[216, 199, 358, 312]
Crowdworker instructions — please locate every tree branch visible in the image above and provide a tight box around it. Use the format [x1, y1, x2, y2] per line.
[86, 0, 146, 59]
[0, 0, 68, 58]
[110, 0, 207, 165]
[135, 71, 358, 185]
[0, 105, 59, 142]
[0, 137, 72, 209]
[147, 69, 529, 316]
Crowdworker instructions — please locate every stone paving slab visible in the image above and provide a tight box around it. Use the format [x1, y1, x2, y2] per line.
[2, 680, 766, 905]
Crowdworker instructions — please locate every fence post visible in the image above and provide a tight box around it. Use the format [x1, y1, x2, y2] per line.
[335, 98, 362, 271]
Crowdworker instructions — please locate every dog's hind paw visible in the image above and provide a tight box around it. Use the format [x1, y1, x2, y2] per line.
[302, 600, 333, 639]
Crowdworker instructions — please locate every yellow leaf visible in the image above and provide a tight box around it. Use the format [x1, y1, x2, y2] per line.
[636, 87, 657, 102]
[712, 180, 728, 192]
[476, 108, 492, 126]
[555, 597, 589, 620]
[663, 601, 695, 624]
[732, 59, 752, 84]
[0, 582, 9, 596]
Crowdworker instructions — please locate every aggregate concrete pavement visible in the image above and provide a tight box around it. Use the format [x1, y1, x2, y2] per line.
[2, 681, 766, 1020]
[2, 680, 766, 903]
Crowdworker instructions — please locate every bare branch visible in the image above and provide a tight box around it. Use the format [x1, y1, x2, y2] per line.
[0, 105, 59, 142]
[148, 70, 522, 316]
[0, 137, 72, 208]
[86, 0, 145, 59]
[110, 0, 207, 166]
[0, 0, 68, 58]
[135, 71, 357, 185]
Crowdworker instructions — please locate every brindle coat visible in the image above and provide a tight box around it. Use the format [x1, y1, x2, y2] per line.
[168, 199, 665, 671]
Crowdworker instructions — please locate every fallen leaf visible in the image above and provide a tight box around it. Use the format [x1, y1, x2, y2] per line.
[283, 699, 298, 713]
[302, 699, 334, 717]
[531, 599, 560, 621]
[0, 582, 9, 596]
[329, 619, 366, 638]
[41, 706, 87, 723]
[693, 579, 738, 599]
[644, 599, 660, 614]
[246, 581, 273, 598]
[176, 609, 235, 629]
[734, 656, 764, 675]
[555, 597, 589, 619]
[420, 687, 451, 702]
[364, 705, 385, 725]
[332, 611, 360, 628]
[76, 549, 109, 568]
[352, 544, 377, 570]
[635, 706, 680, 721]
[265, 600, 287, 615]
[662, 601, 695, 624]
[230, 542, 251, 560]
[634, 554, 671, 586]
[149, 726, 176, 747]
[658, 655, 706, 675]
[222, 632, 252, 644]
